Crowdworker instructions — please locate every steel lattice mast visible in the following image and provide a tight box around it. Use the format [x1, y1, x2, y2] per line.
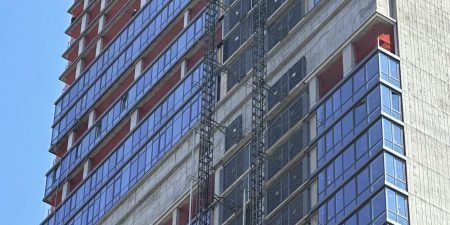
[197, 0, 219, 224]
[250, 0, 267, 224]
[197, 0, 267, 224]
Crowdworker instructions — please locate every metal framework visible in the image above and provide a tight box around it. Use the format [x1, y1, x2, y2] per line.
[198, 0, 267, 224]
[250, 0, 268, 224]
[197, 0, 219, 224]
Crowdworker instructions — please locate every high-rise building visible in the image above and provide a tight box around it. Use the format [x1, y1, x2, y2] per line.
[41, 0, 450, 225]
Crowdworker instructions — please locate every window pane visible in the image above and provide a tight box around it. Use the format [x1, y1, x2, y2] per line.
[395, 159, 406, 182]
[371, 190, 386, 219]
[358, 204, 371, 225]
[357, 168, 370, 194]
[383, 119, 393, 148]
[368, 121, 382, 149]
[342, 111, 353, 136]
[393, 124, 404, 153]
[343, 145, 355, 171]
[354, 102, 366, 125]
[341, 79, 353, 105]
[370, 154, 384, 182]
[353, 69, 365, 92]
[385, 153, 395, 177]
[386, 189, 396, 213]
[344, 179, 356, 206]
[355, 134, 367, 160]
[397, 194, 408, 218]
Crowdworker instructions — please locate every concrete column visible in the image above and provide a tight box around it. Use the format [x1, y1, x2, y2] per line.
[172, 208, 180, 225]
[308, 77, 318, 108]
[220, 73, 227, 100]
[342, 43, 355, 76]
[82, 160, 91, 179]
[67, 131, 76, 150]
[309, 115, 317, 140]
[183, 10, 190, 28]
[213, 205, 220, 225]
[180, 60, 187, 78]
[83, 0, 89, 9]
[310, 179, 318, 207]
[310, 146, 317, 173]
[100, 0, 107, 10]
[214, 167, 221, 195]
[306, 0, 315, 11]
[134, 59, 143, 79]
[75, 60, 84, 79]
[212, 169, 222, 225]
[130, 109, 139, 130]
[81, 14, 88, 32]
[98, 15, 106, 32]
[61, 181, 70, 201]
[83, 0, 90, 9]
[88, 110, 96, 128]
[95, 38, 103, 57]
[140, 0, 147, 7]
[310, 213, 319, 225]
[78, 37, 85, 55]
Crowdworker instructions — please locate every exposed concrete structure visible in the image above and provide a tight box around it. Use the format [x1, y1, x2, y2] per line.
[396, 1, 450, 223]
[41, 0, 450, 225]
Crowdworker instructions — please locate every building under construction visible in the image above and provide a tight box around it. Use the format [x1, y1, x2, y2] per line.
[41, 0, 450, 225]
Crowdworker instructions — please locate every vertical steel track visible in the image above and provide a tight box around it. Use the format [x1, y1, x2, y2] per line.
[197, 0, 219, 224]
[250, 0, 267, 224]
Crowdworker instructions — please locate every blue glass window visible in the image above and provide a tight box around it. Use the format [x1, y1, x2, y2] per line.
[332, 90, 341, 116]
[358, 204, 371, 225]
[341, 79, 353, 110]
[42, 61, 203, 225]
[50, 0, 192, 147]
[385, 153, 407, 190]
[343, 145, 355, 178]
[45, 12, 205, 197]
[368, 120, 382, 152]
[319, 153, 386, 223]
[386, 189, 409, 225]
[344, 179, 356, 211]
[353, 68, 366, 99]
[344, 215, 357, 225]
[380, 53, 400, 87]
[381, 85, 402, 120]
[370, 154, 384, 187]
[383, 119, 404, 154]
[357, 168, 370, 199]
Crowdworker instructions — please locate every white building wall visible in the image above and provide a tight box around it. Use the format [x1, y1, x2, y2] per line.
[394, 0, 450, 224]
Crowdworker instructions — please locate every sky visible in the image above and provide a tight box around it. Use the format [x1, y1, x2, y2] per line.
[0, 1, 72, 224]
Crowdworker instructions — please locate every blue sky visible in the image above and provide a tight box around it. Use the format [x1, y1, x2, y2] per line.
[0, 1, 72, 224]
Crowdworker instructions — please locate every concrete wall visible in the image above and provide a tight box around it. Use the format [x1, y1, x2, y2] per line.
[395, 0, 450, 224]
[96, 0, 383, 224]
[267, 0, 377, 85]
[96, 131, 199, 225]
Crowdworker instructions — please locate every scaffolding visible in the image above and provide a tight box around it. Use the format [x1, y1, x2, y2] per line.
[197, 0, 267, 224]
[250, 0, 267, 225]
[197, 0, 219, 224]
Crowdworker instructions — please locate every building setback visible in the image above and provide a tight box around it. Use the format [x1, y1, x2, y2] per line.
[41, 0, 450, 225]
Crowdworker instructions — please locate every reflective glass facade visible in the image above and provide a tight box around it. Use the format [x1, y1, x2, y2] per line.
[219, 51, 408, 225]
[44, 0, 425, 225]
[42, 0, 205, 223]
[51, 0, 191, 146]
[45, 11, 205, 197]
[218, 1, 408, 225]
[275, 52, 408, 225]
